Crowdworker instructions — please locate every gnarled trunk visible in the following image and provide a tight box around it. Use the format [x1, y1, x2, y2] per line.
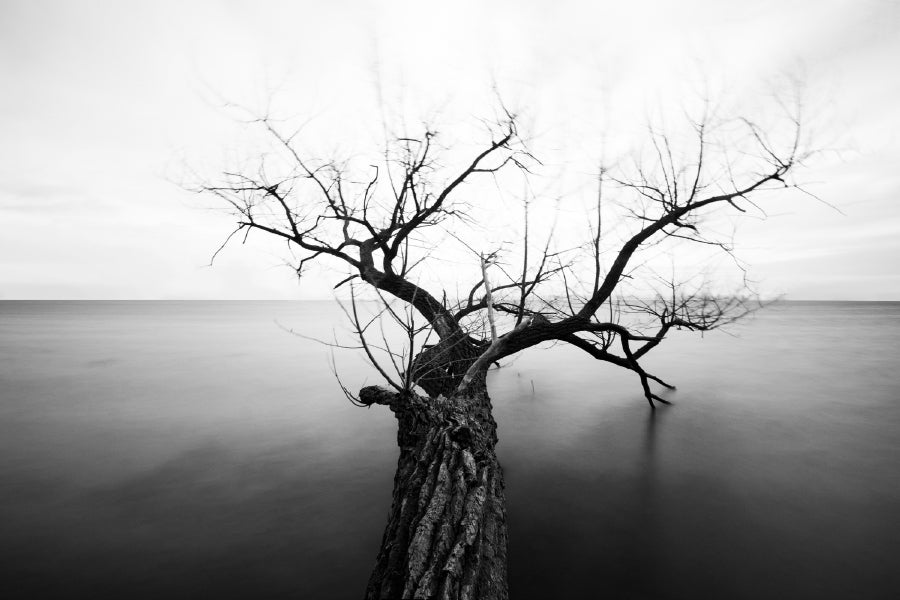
[360, 383, 508, 600]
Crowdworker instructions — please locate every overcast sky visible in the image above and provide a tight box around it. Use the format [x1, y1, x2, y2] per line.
[1, 0, 898, 300]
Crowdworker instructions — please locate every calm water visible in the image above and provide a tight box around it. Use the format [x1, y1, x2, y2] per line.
[0, 301, 898, 599]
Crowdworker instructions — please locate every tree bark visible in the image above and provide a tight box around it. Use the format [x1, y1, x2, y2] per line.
[360, 381, 508, 600]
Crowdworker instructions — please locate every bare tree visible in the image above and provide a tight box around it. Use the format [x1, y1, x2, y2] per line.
[197, 96, 813, 599]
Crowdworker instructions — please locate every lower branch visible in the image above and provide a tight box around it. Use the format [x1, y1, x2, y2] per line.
[621, 336, 672, 409]
[560, 334, 675, 408]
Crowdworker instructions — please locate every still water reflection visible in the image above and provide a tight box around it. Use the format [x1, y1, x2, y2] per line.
[1, 301, 898, 598]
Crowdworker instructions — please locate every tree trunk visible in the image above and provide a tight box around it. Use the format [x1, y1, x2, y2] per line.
[359, 383, 508, 600]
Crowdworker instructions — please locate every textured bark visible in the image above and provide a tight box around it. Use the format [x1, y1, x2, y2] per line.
[360, 382, 508, 600]
[409, 333, 487, 398]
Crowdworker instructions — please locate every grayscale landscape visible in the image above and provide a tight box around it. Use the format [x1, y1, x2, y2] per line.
[1, 1, 899, 599]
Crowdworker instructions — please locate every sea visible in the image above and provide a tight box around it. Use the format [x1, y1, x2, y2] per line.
[1, 300, 898, 599]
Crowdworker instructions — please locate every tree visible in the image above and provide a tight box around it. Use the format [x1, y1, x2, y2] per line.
[198, 96, 811, 599]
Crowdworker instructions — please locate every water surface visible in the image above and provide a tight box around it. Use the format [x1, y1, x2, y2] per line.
[1, 301, 897, 598]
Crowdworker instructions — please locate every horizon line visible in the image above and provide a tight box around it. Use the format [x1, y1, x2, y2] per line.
[1, 298, 898, 303]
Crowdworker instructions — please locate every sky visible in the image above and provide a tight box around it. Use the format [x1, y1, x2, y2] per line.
[1, 0, 898, 300]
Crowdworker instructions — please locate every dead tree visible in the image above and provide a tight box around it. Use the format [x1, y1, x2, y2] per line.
[198, 99, 812, 599]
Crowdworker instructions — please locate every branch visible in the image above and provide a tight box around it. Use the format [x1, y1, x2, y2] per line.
[456, 315, 534, 394]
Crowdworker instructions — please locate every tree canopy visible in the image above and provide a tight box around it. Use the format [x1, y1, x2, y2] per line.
[199, 96, 812, 406]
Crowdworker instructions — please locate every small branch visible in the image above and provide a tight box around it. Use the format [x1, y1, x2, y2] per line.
[456, 315, 533, 394]
[481, 254, 498, 344]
